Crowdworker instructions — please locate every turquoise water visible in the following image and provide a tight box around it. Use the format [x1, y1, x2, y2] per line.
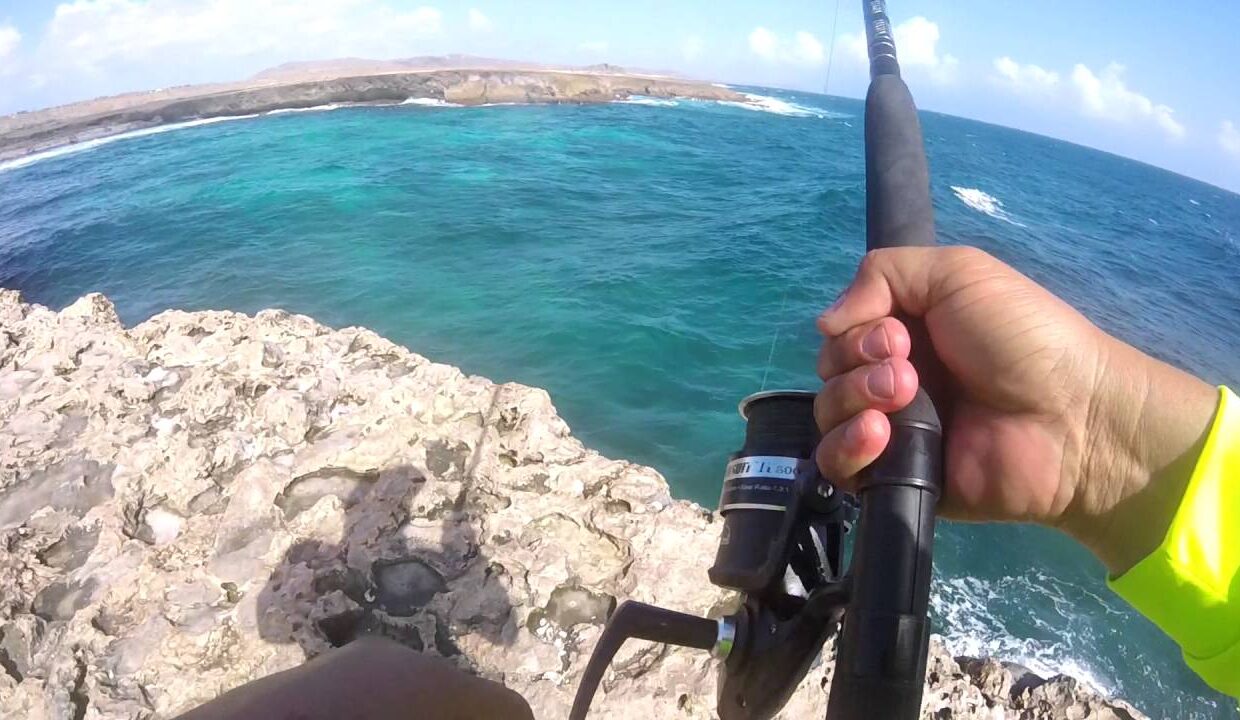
[1, 89, 1238, 717]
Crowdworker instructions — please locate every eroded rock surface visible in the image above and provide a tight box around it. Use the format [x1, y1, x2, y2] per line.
[0, 291, 1148, 719]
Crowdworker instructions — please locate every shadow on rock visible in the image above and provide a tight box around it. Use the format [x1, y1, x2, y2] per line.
[255, 392, 519, 671]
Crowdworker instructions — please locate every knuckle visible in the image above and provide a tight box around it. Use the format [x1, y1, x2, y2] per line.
[831, 336, 853, 372]
[818, 340, 839, 376]
[857, 249, 885, 275]
[815, 438, 843, 476]
[848, 363, 872, 396]
[815, 376, 847, 428]
[831, 372, 854, 402]
[814, 441, 833, 474]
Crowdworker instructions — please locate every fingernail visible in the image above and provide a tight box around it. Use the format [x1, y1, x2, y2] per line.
[866, 363, 896, 399]
[861, 325, 890, 359]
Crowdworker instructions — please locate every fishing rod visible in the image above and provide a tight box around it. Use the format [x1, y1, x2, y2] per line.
[569, 1, 943, 717]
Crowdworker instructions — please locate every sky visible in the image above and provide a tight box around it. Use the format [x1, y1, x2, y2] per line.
[1, 1, 1239, 192]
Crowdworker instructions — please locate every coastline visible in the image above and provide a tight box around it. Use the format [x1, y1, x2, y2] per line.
[0, 68, 747, 165]
[0, 289, 1150, 719]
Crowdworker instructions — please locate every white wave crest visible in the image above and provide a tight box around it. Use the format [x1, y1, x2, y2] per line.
[619, 96, 679, 107]
[931, 574, 1118, 697]
[266, 103, 342, 115]
[0, 114, 261, 174]
[400, 97, 462, 107]
[950, 186, 1026, 227]
[717, 93, 846, 119]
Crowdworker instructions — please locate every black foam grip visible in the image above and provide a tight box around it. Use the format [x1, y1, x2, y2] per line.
[826, 395, 942, 720]
[865, 74, 936, 250]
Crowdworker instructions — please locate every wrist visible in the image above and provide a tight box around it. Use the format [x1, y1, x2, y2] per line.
[1059, 336, 1216, 575]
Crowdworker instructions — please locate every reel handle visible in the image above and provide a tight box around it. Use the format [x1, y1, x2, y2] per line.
[568, 601, 725, 720]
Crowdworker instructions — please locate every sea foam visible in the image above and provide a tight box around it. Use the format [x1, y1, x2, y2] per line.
[717, 93, 831, 118]
[0, 98, 472, 174]
[400, 97, 463, 107]
[620, 96, 680, 107]
[931, 573, 1117, 698]
[951, 186, 1026, 227]
[266, 103, 343, 115]
[0, 114, 260, 173]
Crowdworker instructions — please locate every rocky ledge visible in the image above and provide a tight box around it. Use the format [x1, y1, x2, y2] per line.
[0, 291, 1147, 719]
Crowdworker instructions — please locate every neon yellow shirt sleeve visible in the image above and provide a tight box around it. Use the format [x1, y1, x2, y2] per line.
[1109, 386, 1240, 698]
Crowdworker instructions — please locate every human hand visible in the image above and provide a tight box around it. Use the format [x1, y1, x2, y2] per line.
[813, 246, 1216, 574]
[176, 635, 534, 720]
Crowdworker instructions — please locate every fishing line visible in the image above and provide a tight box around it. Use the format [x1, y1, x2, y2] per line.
[758, 0, 841, 391]
[824, 0, 842, 95]
[758, 289, 789, 391]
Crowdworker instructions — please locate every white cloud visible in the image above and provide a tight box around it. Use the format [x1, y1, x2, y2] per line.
[1221, 120, 1240, 157]
[0, 0, 446, 109]
[41, 0, 443, 71]
[748, 26, 825, 66]
[992, 56, 1059, 94]
[1071, 63, 1185, 140]
[841, 16, 956, 83]
[578, 40, 608, 54]
[0, 24, 20, 66]
[467, 8, 492, 33]
[681, 34, 704, 62]
[749, 27, 778, 61]
[792, 31, 824, 65]
[893, 17, 956, 75]
[991, 56, 1186, 143]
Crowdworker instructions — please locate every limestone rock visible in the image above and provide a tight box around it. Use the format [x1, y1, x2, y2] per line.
[0, 291, 1149, 719]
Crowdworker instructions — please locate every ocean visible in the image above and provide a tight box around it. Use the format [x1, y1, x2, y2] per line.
[1, 87, 1237, 718]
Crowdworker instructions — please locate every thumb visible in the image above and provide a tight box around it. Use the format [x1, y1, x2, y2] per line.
[817, 246, 970, 337]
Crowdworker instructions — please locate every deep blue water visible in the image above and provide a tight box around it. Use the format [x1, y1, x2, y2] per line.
[1, 88, 1237, 717]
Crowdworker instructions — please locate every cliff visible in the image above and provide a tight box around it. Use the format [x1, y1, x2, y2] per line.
[0, 69, 745, 164]
[0, 290, 1147, 719]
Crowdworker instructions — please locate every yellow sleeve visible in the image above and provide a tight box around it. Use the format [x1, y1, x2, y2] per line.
[1109, 386, 1240, 698]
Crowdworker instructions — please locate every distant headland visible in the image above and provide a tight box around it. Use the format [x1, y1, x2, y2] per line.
[0, 55, 747, 165]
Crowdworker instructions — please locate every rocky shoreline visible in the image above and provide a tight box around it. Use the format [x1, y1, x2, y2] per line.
[0, 69, 745, 165]
[0, 291, 1148, 719]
